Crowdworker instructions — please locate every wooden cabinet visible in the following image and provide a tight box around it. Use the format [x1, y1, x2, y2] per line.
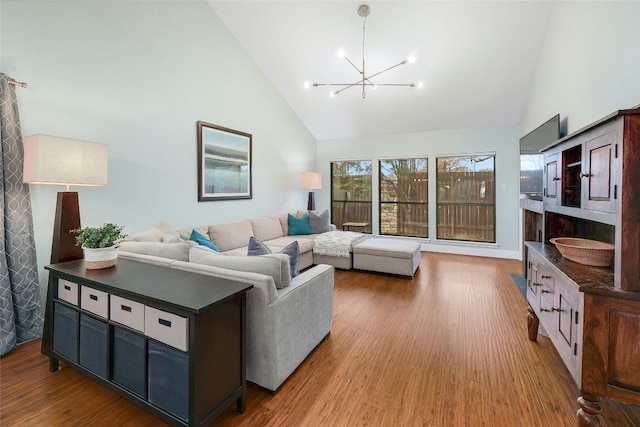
[524, 107, 640, 426]
[43, 259, 253, 427]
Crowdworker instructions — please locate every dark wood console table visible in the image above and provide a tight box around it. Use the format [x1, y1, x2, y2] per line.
[43, 258, 252, 427]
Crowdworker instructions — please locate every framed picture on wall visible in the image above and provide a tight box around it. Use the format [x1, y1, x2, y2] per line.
[197, 121, 252, 201]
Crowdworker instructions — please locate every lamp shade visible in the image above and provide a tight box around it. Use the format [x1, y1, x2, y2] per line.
[23, 134, 109, 188]
[300, 172, 322, 190]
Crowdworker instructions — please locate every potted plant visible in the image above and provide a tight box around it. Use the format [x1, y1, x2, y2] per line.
[72, 223, 126, 270]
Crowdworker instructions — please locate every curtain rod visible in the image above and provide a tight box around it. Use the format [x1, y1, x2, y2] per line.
[8, 78, 27, 88]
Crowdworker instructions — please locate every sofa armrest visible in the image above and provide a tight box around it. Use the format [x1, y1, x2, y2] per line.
[169, 260, 280, 305]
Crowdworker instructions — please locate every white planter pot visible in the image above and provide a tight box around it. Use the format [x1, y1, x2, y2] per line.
[83, 246, 118, 270]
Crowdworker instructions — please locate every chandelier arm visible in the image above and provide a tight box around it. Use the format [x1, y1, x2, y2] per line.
[374, 83, 417, 87]
[344, 56, 363, 74]
[365, 60, 409, 81]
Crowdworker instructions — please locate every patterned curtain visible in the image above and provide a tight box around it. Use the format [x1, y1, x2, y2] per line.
[0, 73, 42, 356]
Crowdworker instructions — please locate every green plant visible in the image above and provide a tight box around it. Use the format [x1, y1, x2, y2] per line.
[72, 223, 127, 249]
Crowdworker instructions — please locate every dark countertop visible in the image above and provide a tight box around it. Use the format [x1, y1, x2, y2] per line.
[525, 242, 640, 301]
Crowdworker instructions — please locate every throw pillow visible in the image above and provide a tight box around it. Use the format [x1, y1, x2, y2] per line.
[124, 220, 181, 243]
[247, 236, 300, 277]
[247, 236, 270, 256]
[288, 213, 312, 236]
[189, 229, 219, 252]
[280, 241, 300, 277]
[308, 210, 331, 234]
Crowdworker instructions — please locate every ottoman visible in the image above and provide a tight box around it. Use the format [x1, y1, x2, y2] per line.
[353, 238, 421, 277]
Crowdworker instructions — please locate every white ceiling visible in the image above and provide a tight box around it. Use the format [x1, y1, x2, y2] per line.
[209, 1, 553, 141]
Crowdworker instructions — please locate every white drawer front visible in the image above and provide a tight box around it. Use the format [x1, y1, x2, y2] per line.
[110, 295, 144, 332]
[144, 307, 188, 351]
[80, 286, 109, 319]
[58, 279, 78, 306]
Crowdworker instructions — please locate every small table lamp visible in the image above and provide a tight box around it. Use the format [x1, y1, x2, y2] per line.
[23, 134, 109, 264]
[300, 172, 321, 211]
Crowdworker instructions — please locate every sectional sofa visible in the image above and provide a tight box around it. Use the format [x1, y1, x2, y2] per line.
[117, 212, 339, 392]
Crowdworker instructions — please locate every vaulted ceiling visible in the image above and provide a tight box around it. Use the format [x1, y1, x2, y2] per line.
[209, 1, 553, 141]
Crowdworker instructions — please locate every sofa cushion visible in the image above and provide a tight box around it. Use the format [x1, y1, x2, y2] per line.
[118, 241, 195, 261]
[125, 220, 181, 243]
[308, 210, 331, 234]
[189, 229, 219, 252]
[247, 236, 300, 277]
[266, 236, 315, 254]
[288, 214, 312, 235]
[189, 246, 292, 288]
[250, 216, 284, 242]
[178, 225, 208, 242]
[208, 220, 253, 252]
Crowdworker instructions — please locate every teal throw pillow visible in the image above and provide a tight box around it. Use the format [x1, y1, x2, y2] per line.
[288, 213, 312, 236]
[189, 229, 219, 252]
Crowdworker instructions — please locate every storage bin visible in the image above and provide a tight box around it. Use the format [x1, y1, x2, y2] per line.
[113, 326, 146, 397]
[110, 295, 144, 332]
[79, 313, 109, 379]
[148, 341, 189, 422]
[144, 306, 188, 351]
[80, 286, 109, 319]
[53, 302, 79, 362]
[57, 279, 78, 306]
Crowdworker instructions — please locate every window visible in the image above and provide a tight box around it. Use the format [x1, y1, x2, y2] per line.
[331, 161, 372, 233]
[436, 154, 495, 243]
[379, 158, 428, 237]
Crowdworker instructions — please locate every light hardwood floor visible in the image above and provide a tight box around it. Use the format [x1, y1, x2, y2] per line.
[2, 252, 639, 426]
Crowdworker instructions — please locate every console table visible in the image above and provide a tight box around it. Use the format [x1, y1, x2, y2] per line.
[42, 258, 252, 427]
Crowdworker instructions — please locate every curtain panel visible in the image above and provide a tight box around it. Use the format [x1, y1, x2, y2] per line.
[0, 73, 42, 356]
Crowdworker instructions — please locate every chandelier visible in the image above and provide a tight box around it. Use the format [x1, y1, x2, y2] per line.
[304, 4, 422, 99]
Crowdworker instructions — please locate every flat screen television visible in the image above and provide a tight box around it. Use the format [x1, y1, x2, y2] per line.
[520, 114, 560, 200]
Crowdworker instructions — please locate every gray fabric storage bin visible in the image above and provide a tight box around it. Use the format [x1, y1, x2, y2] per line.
[53, 302, 78, 362]
[113, 326, 146, 397]
[148, 340, 189, 422]
[79, 313, 109, 379]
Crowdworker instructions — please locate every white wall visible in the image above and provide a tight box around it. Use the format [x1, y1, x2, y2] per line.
[317, 125, 521, 259]
[1, 1, 317, 300]
[520, 1, 640, 136]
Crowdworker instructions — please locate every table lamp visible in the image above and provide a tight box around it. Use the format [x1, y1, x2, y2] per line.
[23, 134, 109, 263]
[300, 172, 321, 211]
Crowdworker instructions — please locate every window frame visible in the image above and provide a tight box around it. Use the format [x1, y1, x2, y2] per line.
[435, 152, 496, 243]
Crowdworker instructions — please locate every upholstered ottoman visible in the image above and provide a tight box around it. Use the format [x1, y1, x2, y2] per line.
[353, 238, 421, 277]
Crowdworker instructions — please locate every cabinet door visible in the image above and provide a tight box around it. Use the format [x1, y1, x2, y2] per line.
[526, 256, 541, 312]
[583, 130, 616, 213]
[544, 152, 560, 205]
[553, 278, 581, 382]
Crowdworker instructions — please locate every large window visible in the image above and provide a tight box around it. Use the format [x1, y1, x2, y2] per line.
[379, 158, 428, 237]
[331, 161, 372, 233]
[436, 154, 495, 243]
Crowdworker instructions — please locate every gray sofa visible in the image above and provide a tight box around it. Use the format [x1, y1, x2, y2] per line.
[117, 214, 335, 392]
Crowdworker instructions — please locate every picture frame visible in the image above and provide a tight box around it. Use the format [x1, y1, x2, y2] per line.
[197, 121, 252, 201]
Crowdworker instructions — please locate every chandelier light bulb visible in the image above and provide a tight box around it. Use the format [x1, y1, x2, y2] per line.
[337, 49, 347, 59]
[304, 81, 311, 89]
[417, 81, 424, 89]
[408, 55, 416, 64]
[330, 90, 338, 98]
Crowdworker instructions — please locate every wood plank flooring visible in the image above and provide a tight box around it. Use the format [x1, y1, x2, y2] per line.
[2, 252, 639, 426]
